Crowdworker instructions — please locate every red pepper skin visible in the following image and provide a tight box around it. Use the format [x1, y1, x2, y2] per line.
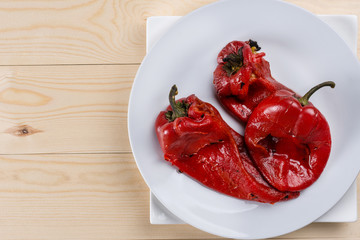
[245, 89, 331, 192]
[213, 40, 292, 123]
[156, 93, 299, 203]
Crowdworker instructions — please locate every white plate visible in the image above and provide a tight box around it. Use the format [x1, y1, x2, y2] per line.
[128, 0, 360, 239]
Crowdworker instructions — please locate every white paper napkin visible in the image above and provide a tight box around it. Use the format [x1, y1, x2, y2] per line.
[147, 15, 358, 224]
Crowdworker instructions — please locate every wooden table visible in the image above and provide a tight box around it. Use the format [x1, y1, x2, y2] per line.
[0, 0, 358, 239]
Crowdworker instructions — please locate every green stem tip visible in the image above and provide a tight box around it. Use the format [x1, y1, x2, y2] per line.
[165, 85, 189, 122]
[298, 81, 336, 106]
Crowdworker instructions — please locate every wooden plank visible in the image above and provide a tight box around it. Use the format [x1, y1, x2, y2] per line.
[0, 154, 358, 240]
[0, 153, 218, 240]
[0, 0, 357, 65]
[0, 65, 135, 154]
[0, 153, 147, 192]
[0, 0, 220, 65]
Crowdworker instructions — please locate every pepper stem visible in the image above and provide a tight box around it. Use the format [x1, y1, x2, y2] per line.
[165, 85, 189, 122]
[298, 81, 336, 106]
[222, 47, 244, 76]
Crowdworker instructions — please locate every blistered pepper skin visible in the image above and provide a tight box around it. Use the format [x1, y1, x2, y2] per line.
[213, 40, 292, 123]
[156, 92, 299, 203]
[245, 89, 331, 192]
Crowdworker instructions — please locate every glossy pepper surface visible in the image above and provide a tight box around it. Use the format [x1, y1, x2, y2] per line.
[155, 85, 299, 203]
[213, 40, 292, 123]
[245, 81, 335, 192]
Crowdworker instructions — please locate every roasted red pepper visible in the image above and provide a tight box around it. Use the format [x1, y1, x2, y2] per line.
[213, 40, 292, 123]
[245, 81, 335, 192]
[155, 85, 299, 203]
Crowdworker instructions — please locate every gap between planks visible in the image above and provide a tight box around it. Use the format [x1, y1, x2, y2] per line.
[0, 63, 141, 67]
[0, 151, 133, 156]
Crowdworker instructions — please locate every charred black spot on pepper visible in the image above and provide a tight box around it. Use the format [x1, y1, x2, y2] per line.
[249, 193, 258, 199]
[248, 39, 261, 51]
[240, 82, 245, 89]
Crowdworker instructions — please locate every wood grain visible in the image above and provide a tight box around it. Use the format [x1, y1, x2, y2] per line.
[0, 0, 219, 65]
[0, 154, 358, 240]
[0, 65, 135, 154]
[0, 0, 357, 65]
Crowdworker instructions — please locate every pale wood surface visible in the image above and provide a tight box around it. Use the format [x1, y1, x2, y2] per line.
[0, 0, 358, 239]
[0, 65, 134, 154]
